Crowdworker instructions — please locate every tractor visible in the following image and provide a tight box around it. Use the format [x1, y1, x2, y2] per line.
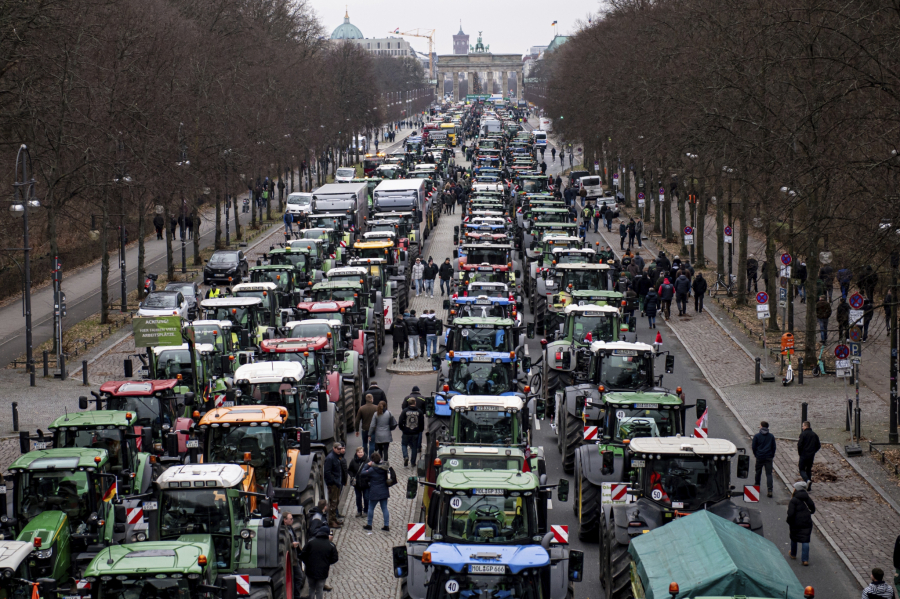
[533, 263, 616, 335]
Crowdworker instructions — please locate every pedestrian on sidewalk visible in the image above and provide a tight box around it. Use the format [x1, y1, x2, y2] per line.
[283, 211, 293, 235]
[862, 568, 895, 599]
[819, 264, 834, 303]
[837, 297, 850, 342]
[348, 447, 369, 517]
[412, 258, 424, 296]
[551, 147, 556, 162]
[795, 262, 808, 303]
[747, 255, 759, 293]
[364, 380, 387, 407]
[153, 214, 164, 240]
[300, 526, 338, 599]
[368, 401, 396, 458]
[692, 272, 707, 313]
[618, 221, 627, 250]
[674, 271, 691, 316]
[815, 296, 832, 344]
[658, 278, 674, 320]
[861, 265, 879, 300]
[439, 258, 453, 296]
[644, 288, 659, 329]
[399, 398, 425, 467]
[797, 421, 821, 490]
[423, 258, 438, 298]
[578, 186, 588, 207]
[593, 208, 601, 233]
[324, 443, 345, 529]
[627, 218, 636, 248]
[355, 394, 379, 456]
[863, 296, 875, 342]
[837, 266, 853, 299]
[361, 451, 392, 531]
[752, 421, 776, 498]
[391, 314, 409, 363]
[787, 481, 816, 566]
[282, 512, 306, 597]
[885, 291, 893, 334]
[405, 311, 420, 359]
[417, 311, 428, 357]
[425, 309, 442, 357]
[186, 214, 194, 240]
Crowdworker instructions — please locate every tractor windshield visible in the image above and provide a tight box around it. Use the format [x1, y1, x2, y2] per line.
[211, 307, 250, 329]
[154, 350, 194, 387]
[457, 304, 511, 320]
[608, 406, 678, 440]
[315, 288, 358, 303]
[463, 248, 507, 265]
[368, 221, 398, 234]
[455, 408, 517, 445]
[521, 179, 546, 193]
[208, 426, 276, 487]
[598, 353, 652, 389]
[105, 395, 171, 429]
[252, 270, 292, 291]
[235, 382, 295, 406]
[97, 576, 192, 599]
[270, 253, 308, 270]
[457, 328, 513, 352]
[467, 284, 507, 298]
[568, 314, 615, 343]
[532, 212, 570, 224]
[17, 467, 95, 523]
[56, 429, 128, 472]
[159, 489, 231, 561]
[449, 362, 514, 395]
[192, 325, 227, 350]
[442, 493, 534, 544]
[555, 252, 591, 265]
[560, 269, 609, 290]
[645, 456, 728, 509]
[465, 271, 509, 286]
[290, 323, 334, 338]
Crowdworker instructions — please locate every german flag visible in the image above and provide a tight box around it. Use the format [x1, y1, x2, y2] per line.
[551, 21, 557, 26]
[102, 480, 117, 503]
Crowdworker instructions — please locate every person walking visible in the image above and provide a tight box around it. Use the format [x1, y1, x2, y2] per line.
[746, 254, 759, 293]
[399, 397, 425, 467]
[423, 258, 438, 299]
[836, 297, 850, 342]
[355, 393, 379, 457]
[300, 525, 338, 599]
[364, 380, 387, 407]
[368, 401, 396, 457]
[578, 186, 588, 207]
[323, 443, 345, 529]
[153, 214, 164, 240]
[644, 288, 659, 329]
[797, 421, 821, 490]
[635, 218, 643, 248]
[863, 296, 875, 342]
[185, 214, 194, 240]
[439, 258, 454, 296]
[862, 569, 895, 599]
[692, 273, 708, 313]
[551, 147, 556, 162]
[405, 311, 420, 360]
[282, 512, 306, 597]
[674, 271, 691, 316]
[658, 278, 674, 320]
[627, 218, 637, 249]
[283, 211, 293, 236]
[391, 314, 409, 363]
[416, 311, 428, 358]
[795, 262, 808, 303]
[425, 309, 442, 357]
[348, 446, 369, 517]
[752, 421, 776, 498]
[815, 296, 832, 344]
[361, 451, 392, 531]
[787, 481, 816, 566]
[619, 220, 628, 250]
[412, 258, 424, 296]
[819, 264, 834, 303]
[837, 266, 853, 299]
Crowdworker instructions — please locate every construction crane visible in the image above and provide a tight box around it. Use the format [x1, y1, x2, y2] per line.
[389, 28, 435, 77]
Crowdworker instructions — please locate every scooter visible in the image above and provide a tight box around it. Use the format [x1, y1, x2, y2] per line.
[782, 352, 794, 386]
[143, 273, 158, 295]
[812, 345, 827, 377]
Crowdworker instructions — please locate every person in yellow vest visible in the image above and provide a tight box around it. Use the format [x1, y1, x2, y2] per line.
[205, 283, 221, 299]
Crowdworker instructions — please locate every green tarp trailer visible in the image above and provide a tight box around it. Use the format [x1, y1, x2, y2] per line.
[628, 511, 806, 599]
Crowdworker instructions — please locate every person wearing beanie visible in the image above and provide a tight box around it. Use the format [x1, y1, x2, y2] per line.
[752, 421, 777, 498]
[787, 480, 816, 566]
[300, 525, 338, 599]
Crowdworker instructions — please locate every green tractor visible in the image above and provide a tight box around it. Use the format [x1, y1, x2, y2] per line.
[533, 263, 617, 335]
[200, 297, 266, 351]
[306, 280, 381, 368]
[232, 282, 294, 330]
[348, 256, 407, 327]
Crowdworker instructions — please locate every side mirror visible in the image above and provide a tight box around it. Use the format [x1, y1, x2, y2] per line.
[575, 393, 585, 417]
[557, 478, 569, 502]
[225, 389, 236, 405]
[223, 578, 238, 599]
[372, 278, 382, 289]
[736, 454, 750, 479]
[443, 299, 450, 310]
[602, 450, 614, 474]
[431, 354, 441, 371]
[256, 258, 262, 266]
[526, 323, 534, 339]
[141, 427, 153, 451]
[567, 550, 584, 582]
[696, 398, 707, 419]
[561, 351, 572, 370]
[392, 546, 409, 579]
[79, 396, 88, 410]
[522, 356, 532, 372]
[425, 395, 435, 418]
[298, 429, 311, 455]
[259, 498, 274, 518]
[183, 392, 195, 407]
[665, 354, 675, 374]
[317, 391, 329, 413]
[406, 476, 418, 499]
[453, 249, 459, 259]
[453, 225, 459, 234]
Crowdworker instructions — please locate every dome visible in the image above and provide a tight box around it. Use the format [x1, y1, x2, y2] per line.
[331, 10, 364, 40]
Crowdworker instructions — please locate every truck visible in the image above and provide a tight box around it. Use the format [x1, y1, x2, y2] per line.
[311, 182, 368, 233]
[373, 179, 431, 246]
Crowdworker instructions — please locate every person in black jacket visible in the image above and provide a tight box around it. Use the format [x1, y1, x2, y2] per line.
[416, 312, 429, 357]
[348, 446, 369, 517]
[153, 214, 164, 240]
[795, 262, 808, 303]
[752, 422, 777, 498]
[323, 443, 344, 528]
[363, 381, 387, 407]
[747, 254, 759, 293]
[423, 258, 439, 299]
[787, 481, 815, 565]
[674, 273, 691, 316]
[391, 314, 409, 363]
[300, 526, 338, 599]
[797, 421, 821, 490]
[425, 309, 443, 357]
[405, 311, 420, 359]
[692, 273, 708, 313]
[439, 258, 454, 296]
[282, 512, 306, 596]
[399, 398, 425, 467]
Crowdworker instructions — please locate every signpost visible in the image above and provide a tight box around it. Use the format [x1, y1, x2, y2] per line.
[835, 344, 850, 360]
[781, 253, 792, 266]
[613, 173, 619, 188]
[724, 225, 732, 244]
[637, 192, 645, 208]
[684, 226, 694, 246]
[659, 187, 665, 202]
[849, 293, 864, 310]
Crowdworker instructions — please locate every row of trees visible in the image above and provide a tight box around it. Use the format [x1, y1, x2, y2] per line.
[0, 0, 428, 321]
[527, 0, 900, 362]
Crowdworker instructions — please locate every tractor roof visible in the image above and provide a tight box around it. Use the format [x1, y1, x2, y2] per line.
[156, 463, 246, 489]
[285, 319, 341, 330]
[438, 445, 526, 458]
[84, 540, 212, 577]
[544, 237, 584, 245]
[348, 258, 387, 266]
[0, 541, 34, 572]
[448, 395, 524, 411]
[564, 304, 619, 315]
[191, 320, 233, 329]
[100, 380, 178, 395]
[354, 241, 394, 250]
[570, 290, 622, 299]
[50, 411, 136, 430]
[296, 300, 355, 312]
[259, 337, 329, 353]
[326, 267, 369, 278]
[8, 448, 109, 471]
[451, 317, 516, 327]
[198, 405, 288, 426]
[425, 544, 549, 575]
[454, 296, 513, 305]
[590, 340, 656, 353]
[603, 390, 683, 406]
[151, 343, 215, 354]
[361, 232, 397, 241]
[233, 360, 304, 384]
[460, 243, 514, 251]
[437, 469, 538, 492]
[312, 281, 363, 290]
[551, 247, 594, 255]
[200, 297, 263, 308]
[629, 437, 737, 456]
[556, 263, 610, 270]
[233, 282, 278, 292]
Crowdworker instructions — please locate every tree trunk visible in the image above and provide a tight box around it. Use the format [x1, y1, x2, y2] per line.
[234, 192, 242, 240]
[804, 189, 822, 364]
[736, 190, 749, 306]
[678, 178, 688, 256]
[192, 205, 200, 265]
[100, 190, 110, 324]
[165, 204, 174, 281]
[697, 191, 707, 268]
[138, 201, 145, 300]
[251, 178, 257, 229]
[715, 173, 724, 280]
[765, 220, 779, 331]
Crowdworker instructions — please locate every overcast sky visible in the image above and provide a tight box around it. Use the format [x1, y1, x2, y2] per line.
[310, 1, 598, 56]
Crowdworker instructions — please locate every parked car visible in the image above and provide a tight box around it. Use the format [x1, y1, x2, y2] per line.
[138, 291, 189, 319]
[335, 167, 357, 183]
[579, 175, 604, 200]
[286, 192, 313, 216]
[203, 250, 248, 285]
[165, 281, 201, 319]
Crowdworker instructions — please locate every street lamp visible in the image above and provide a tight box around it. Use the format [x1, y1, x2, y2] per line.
[780, 186, 799, 332]
[176, 123, 189, 274]
[10, 145, 40, 386]
[685, 153, 698, 263]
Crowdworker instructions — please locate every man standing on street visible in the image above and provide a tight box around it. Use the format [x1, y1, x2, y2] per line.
[692, 272, 708, 313]
[423, 258, 438, 299]
[439, 258, 454, 296]
[619, 220, 628, 250]
[391, 314, 408, 363]
[153, 214, 164, 240]
[282, 512, 306, 597]
[399, 397, 425, 467]
[300, 526, 338, 599]
[405, 310, 420, 360]
[747, 254, 759, 293]
[323, 443, 345, 529]
[816, 296, 832, 344]
[674, 271, 691, 316]
[752, 421, 777, 498]
[797, 421, 821, 490]
[364, 380, 387, 407]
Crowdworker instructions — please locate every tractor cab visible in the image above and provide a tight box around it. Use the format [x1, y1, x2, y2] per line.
[446, 395, 527, 447]
[95, 380, 192, 453]
[434, 353, 525, 399]
[325, 266, 375, 297]
[200, 297, 264, 350]
[444, 297, 520, 327]
[190, 320, 238, 361]
[262, 247, 316, 282]
[454, 243, 513, 270]
[146, 346, 210, 394]
[352, 239, 402, 270]
[232, 282, 289, 325]
[458, 282, 513, 303]
[250, 264, 306, 295]
[48, 411, 143, 482]
[444, 318, 518, 353]
[308, 281, 365, 314]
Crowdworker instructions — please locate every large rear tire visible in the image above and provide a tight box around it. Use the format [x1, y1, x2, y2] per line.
[577, 465, 601, 541]
[562, 400, 582, 475]
[367, 337, 377, 377]
[605, 512, 633, 599]
[333, 403, 346, 445]
[534, 295, 547, 335]
[296, 458, 323, 545]
[271, 528, 292, 599]
[342, 383, 356, 433]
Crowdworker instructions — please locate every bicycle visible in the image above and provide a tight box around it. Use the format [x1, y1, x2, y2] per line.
[709, 272, 736, 296]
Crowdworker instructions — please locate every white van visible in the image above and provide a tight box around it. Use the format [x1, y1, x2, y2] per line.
[532, 130, 548, 147]
[335, 167, 357, 183]
[539, 117, 553, 131]
[285, 192, 313, 216]
[579, 176, 604, 200]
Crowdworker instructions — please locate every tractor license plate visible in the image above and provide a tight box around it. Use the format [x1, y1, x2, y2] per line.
[634, 404, 658, 409]
[475, 324, 492, 328]
[186, 440, 199, 448]
[143, 501, 158, 511]
[672, 502, 684, 509]
[472, 355, 492, 362]
[222, 401, 235, 407]
[612, 350, 637, 356]
[473, 405, 501, 411]
[33, 442, 51, 450]
[63, 595, 83, 599]
[140, 368, 149, 377]
[469, 565, 505, 574]
[474, 489, 504, 496]
[631, 460, 646, 468]
[475, 299, 491, 304]
[478, 267, 492, 271]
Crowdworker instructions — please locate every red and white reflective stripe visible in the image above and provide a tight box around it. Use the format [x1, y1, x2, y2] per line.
[126, 508, 143, 525]
[214, 394, 226, 407]
[583, 426, 598, 441]
[340, 240, 347, 247]
[550, 525, 568, 544]
[693, 427, 708, 438]
[743, 485, 760, 503]
[407, 522, 426, 541]
[76, 581, 91, 590]
[610, 484, 628, 502]
[235, 575, 251, 596]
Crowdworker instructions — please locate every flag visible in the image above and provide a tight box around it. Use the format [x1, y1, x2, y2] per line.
[102, 480, 117, 503]
[393, 28, 400, 33]
[551, 21, 557, 26]
[695, 409, 709, 437]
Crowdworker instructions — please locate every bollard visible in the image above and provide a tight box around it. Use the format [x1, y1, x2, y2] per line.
[855, 407, 862, 441]
[59, 353, 66, 380]
[798, 358, 804, 385]
[801, 402, 808, 424]
[82, 360, 88, 386]
[846, 399, 852, 432]
[124, 359, 133, 378]
[755, 357, 761, 384]
[43, 351, 49, 378]
[11, 402, 18, 432]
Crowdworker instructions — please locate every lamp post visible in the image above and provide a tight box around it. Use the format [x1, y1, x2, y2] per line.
[685, 153, 698, 264]
[176, 122, 189, 274]
[11, 145, 40, 386]
[722, 166, 736, 294]
[780, 186, 798, 332]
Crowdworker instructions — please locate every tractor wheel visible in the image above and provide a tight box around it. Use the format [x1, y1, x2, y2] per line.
[296, 458, 323, 544]
[271, 527, 292, 599]
[333, 402, 346, 445]
[400, 578, 411, 599]
[556, 392, 566, 457]
[577, 465, 601, 541]
[396, 280, 409, 313]
[534, 295, 547, 335]
[367, 337, 377, 377]
[605, 512, 633, 599]
[355, 374, 364, 422]
[376, 313, 385, 352]
[248, 584, 272, 599]
[409, 244, 420, 264]
[562, 400, 583, 475]
[342, 383, 356, 433]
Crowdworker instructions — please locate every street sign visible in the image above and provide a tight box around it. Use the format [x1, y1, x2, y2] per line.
[849, 326, 861, 342]
[637, 192, 645, 199]
[849, 293, 864, 310]
[778, 300, 786, 308]
[637, 192, 645, 207]
[779, 265, 791, 278]
[849, 309, 864, 326]
[685, 235, 693, 245]
[756, 304, 770, 312]
[684, 226, 693, 235]
[724, 234, 732, 244]
[756, 291, 769, 304]
[781, 253, 792, 266]
[594, 161, 599, 172]
[835, 344, 850, 359]
[659, 187, 665, 202]
[779, 287, 787, 300]
[849, 342, 861, 357]
[757, 309, 770, 320]
[836, 359, 851, 369]
[851, 356, 861, 365]
[133, 316, 183, 348]
[724, 225, 733, 236]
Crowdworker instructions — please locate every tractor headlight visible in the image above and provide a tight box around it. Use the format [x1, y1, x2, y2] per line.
[137, 532, 147, 542]
[35, 547, 53, 559]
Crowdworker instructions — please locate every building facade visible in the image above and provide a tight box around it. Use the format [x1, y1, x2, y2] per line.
[452, 24, 469, 55]
[330, 11, 416, 57]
